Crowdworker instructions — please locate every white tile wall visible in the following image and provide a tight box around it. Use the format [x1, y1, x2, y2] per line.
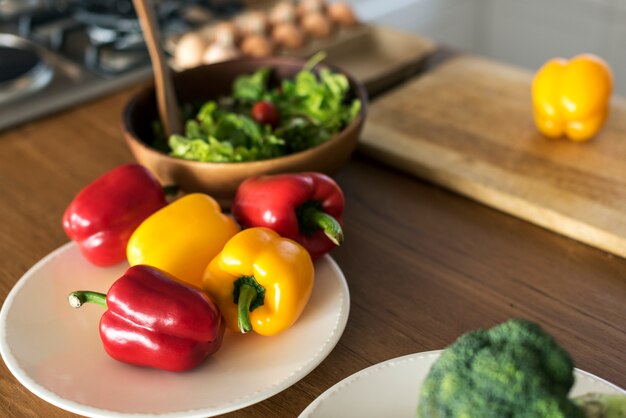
[348, 0, 626, 95]
[609, 9, 626, 94]
[350, 0, 480, 50]
[476, 0, 615, 77]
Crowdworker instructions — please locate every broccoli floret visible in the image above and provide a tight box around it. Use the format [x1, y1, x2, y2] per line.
[417, 319, 585, 418]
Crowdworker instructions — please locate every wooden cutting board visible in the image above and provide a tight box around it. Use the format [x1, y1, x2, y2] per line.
[360, 55, 626, 258]
[317, 25, 436, 96]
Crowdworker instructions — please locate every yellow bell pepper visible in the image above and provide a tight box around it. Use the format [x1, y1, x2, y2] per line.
[532, 54, 612, 141]
[203, 227, 314, 336]
[127, 193, 239, 288]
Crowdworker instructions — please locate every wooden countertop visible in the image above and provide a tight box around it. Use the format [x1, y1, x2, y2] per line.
[1, 74, 625, 417]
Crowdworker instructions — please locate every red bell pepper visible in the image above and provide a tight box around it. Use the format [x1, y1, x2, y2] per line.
[232, 172, 344, 260]
[62, 164, 167, 266]
[68, 265, 224, 372]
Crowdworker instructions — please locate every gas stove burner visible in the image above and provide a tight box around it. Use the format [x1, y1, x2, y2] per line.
[0, 34, 53, 103]
[87, 25, 123, 44]
[75, 7, 142, 34]
[0, 0, 248, 131]
[74, 0, 184, 34]
[82, 24, 149, 75]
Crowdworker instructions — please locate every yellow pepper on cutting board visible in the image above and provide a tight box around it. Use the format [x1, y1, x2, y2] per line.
[127, 193, 239, 288]
[532, 54, 613, 141]
[203, 227, 314, 336]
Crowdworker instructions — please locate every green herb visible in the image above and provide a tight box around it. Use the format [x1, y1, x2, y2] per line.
[158, 54, 361, 163]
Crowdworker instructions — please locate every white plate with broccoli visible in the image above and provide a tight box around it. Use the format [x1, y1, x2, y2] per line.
[299, 320, 625, 418]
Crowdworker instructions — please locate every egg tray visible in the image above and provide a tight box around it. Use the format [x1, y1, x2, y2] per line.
[166, 24, 436, 96]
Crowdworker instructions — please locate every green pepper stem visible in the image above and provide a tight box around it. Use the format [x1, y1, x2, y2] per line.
[237, 284, 257, 334]
[300, 206, 344, 246]
[68, 291, 107, 309]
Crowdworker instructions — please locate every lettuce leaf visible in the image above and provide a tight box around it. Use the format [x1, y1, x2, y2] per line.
[162, 54, 361, 163]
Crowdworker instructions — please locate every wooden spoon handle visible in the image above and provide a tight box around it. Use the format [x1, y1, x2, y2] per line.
[132, 0, 182, 136]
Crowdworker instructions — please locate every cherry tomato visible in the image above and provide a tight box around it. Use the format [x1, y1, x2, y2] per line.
[251, 101, 280, 128]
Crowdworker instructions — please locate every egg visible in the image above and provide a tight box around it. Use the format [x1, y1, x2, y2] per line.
[297, 0, 326, 17]
[237, 11, 269, 36]
[301, 12, 333, 38]
[197, 24, 215, 40]
[213, 22, 240, 45]
[175, 32, 209, 69]
[269, 1, 297, 25]
[202, 42, 241, 64]
[272, 23, 305, 49]
[328, 2, 358, 27]
[240, 34, 274, 58]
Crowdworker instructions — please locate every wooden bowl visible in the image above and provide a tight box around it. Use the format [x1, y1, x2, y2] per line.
[122, 57, 367, 207]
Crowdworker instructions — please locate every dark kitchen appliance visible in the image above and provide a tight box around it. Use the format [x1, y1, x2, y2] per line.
[0, 0, 243, 131]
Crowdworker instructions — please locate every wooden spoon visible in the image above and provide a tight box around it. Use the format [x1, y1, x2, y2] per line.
[132, 0, 182, 136]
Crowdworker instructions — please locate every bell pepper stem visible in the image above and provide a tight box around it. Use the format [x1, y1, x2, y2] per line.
[68, 291, 107, 309]
[300, 206, 344, 246]
[162, 184, 179, 196]
[237, 284, 257, 334]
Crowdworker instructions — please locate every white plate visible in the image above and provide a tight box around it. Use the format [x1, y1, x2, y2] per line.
[0, 242, 350, 418]
[299, 350, 626, 418]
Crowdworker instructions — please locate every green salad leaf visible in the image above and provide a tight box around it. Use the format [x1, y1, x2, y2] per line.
[159, 54, 361, 163]
[232, 68, 271, 102]
[279, 67, 360, 133]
